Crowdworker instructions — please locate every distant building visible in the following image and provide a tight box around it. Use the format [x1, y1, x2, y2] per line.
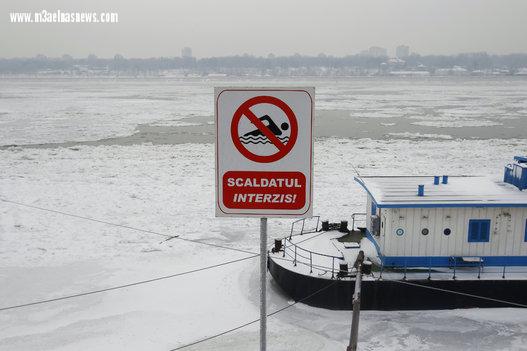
[384, 57, 406, 72]
[181, 47, 193, 58]
[396, 45, 410, 58]
[360, 46, 388, 57]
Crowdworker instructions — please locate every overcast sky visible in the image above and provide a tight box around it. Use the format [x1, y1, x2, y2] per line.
[1, 0, 527, 58]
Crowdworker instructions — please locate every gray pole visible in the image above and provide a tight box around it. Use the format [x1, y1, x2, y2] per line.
[347, 251, 364, 351]
[260, 217, 268, 351]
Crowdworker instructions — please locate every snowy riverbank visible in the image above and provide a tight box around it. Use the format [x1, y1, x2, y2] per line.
[1, 138, 526, 350]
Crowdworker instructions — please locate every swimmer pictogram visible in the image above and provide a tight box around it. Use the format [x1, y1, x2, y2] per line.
[239, 115, 290, 145]
[231, 95, 298, 163]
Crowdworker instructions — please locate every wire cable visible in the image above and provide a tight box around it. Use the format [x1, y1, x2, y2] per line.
[0, 198, 258, 255]
[0, 254, 258, 312]
[170, 280, 338, 350]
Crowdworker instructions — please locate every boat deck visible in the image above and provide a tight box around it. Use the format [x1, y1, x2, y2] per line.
[270, 229, 527, 281]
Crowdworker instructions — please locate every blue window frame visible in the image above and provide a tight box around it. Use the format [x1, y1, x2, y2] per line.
[371, 201, 377, 216]
[468, 219, 491, 242]
[525, 219, 527, 242]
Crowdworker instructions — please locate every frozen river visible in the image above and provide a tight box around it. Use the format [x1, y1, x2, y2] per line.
[0, 77, 526, 351]
[1, 76, 527, 147]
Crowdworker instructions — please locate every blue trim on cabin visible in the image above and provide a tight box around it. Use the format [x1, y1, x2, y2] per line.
[382, 255, 527, 267]
[468, 219, 491, 243]
[354, 176, 527, 209]
[365, 228, 382, 259]
[378, 203, 527, 209]
[354, 176, 380, 205]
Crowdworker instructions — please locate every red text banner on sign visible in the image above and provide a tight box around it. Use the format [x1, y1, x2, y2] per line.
[223, 171, 306, 210]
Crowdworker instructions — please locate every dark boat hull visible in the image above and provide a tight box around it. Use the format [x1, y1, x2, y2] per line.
[268, 256, 527, 310]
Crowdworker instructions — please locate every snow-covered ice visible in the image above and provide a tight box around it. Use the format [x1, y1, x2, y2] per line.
[1, 77, 527, 350]
[1, 137, 527, 350]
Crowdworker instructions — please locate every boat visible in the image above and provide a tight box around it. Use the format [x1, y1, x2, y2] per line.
[268, 156, 527, 310]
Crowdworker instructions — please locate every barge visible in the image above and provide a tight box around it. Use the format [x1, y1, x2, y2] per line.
[268, 156, 527, 310]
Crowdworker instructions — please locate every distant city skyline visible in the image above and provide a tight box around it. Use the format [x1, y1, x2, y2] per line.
[4, 46, 527, 60]
[2, 0, 527, 58]
[3, 51, 527, 78]
[3, 44, 527, 61]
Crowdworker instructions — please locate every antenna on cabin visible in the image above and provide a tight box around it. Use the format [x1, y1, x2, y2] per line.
[351, 163, 362, 177]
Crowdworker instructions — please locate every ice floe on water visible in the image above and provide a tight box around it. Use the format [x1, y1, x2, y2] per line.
[410, 119, 502, 128]
[2, 77, 527, 145]
[387, 132, 454, 140]
[0, 79, 214, 145]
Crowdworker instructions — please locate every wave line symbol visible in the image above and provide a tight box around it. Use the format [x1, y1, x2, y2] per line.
[240, 135, 290, 145]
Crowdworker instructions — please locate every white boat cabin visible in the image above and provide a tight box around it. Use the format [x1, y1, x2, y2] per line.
[355, 156, 527, 267]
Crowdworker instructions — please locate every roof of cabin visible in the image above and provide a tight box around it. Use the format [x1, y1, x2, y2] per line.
[354, 176, 527, 208]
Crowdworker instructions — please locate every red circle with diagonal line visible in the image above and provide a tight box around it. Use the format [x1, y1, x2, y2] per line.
[231, 95, 298, 163]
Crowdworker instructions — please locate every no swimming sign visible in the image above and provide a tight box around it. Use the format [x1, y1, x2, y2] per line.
[215, 88, 314, 217]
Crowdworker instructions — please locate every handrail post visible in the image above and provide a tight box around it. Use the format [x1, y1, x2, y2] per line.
[332, 257, 335, 279]
[477, 258, 481, 279]
[316, 216, 320, 231]
[294, 246, 297, 266]
[310, 252, 313, 273]
[453, 259, 457, 280]
[428, 258, 432, 280]
[283, 238, 286, 258]
[301, 219, 305, 235]
[379, 262, 384, 280]
[502, 265, 506, 279]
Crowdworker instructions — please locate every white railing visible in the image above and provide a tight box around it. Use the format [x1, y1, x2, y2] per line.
[289, 216, 320, 238]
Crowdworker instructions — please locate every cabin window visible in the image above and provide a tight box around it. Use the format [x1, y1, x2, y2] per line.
[421, 228, 429, 236]
[371, 201, 377, 215]
[444, 228, 451, 236]
[468, 219, 491, 242]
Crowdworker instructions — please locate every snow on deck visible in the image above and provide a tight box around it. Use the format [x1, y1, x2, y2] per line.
[272, 230, 379, 280]
[355, 175, 527, 207]
[271, 230, 527, 281]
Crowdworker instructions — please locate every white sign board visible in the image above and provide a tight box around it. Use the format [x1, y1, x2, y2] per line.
[215, 88, 314, 217]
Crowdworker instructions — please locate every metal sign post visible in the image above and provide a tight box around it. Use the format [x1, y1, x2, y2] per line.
[260, 217, 267, 351]
[215, 88, 314, 350]
[347, 251, 364, 351]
